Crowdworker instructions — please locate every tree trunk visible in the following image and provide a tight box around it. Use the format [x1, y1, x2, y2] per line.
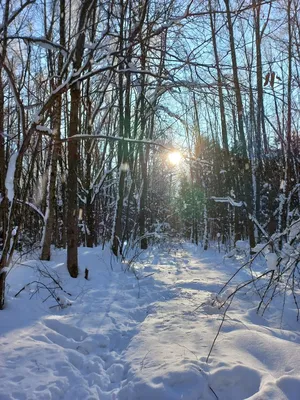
[224, 0, 255, 248]
[67, 85, 79, 277]
[209, 0, 229, 155]
[0, 71, 7, 250]
[66, 0, 94, 275]
[112, 1, 127, 256]
[40, 117, 60, 260]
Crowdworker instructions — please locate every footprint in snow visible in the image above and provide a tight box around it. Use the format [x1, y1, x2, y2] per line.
[44, 318, 88, 342]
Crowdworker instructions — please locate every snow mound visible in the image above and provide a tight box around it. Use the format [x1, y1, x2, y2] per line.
[119, 364, 210, 400]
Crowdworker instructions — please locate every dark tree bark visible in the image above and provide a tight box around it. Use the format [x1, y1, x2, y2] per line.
[67, 0, 95, 276]
[112, 0, 127, 256]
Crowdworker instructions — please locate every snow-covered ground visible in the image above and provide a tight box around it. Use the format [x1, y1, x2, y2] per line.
[1, 242, 300, 400]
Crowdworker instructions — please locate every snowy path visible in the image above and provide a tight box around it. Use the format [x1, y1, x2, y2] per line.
[1, 244, 300, 399]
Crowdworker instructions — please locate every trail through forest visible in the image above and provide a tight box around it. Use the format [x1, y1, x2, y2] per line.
[1, 243, 300, 400]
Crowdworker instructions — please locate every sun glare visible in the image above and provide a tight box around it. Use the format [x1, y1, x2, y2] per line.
[168, 151, 182, 165]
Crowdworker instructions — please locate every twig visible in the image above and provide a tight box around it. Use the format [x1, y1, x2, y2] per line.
[141, 272, 155, 279]
[206, 296, 234, 363]
[140, 350, 150, 370]
[14, 284, 29, 297]
[219, 242, 270, 295]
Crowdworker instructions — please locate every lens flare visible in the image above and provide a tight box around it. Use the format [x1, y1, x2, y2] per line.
[168, 151, 182, 165]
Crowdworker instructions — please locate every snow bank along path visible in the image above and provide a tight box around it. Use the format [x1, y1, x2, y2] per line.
[1, 243, 300, 399]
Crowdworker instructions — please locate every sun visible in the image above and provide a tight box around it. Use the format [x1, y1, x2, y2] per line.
[168, 151, 182, 165]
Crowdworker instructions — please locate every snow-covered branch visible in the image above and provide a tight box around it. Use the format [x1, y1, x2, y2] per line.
[7, 36, 68, 57]
[16, 200, 45, 221]
[211, 196, 246, 208]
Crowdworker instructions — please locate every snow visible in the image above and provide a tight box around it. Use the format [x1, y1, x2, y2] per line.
[280, 180, 286, 191]
[5, 152, 18, 202]
[235, 239, 250, 253]
[23, 37, 68, 57]
[288, 218, 300, 242]
[36, 125, 53, 134]
[22, 201, 45, 220]
[211, 196, 245, 208]
[52, 70, 74, 95]
[1, 243, 300, 400]
[120, 162, 130, 172]
[40, 207, 50, 249]
[0, 131, 10, 139]
[251, 243, 269, 254]
[265, 252, 278, 271]
[33, 113, 41, 124]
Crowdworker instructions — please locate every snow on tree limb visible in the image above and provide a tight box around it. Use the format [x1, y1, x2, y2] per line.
[211, 196, 246, 208]
[7, 36, 68, 57]
[5, 153, 18, 202]
[16, 200, 45, 221]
